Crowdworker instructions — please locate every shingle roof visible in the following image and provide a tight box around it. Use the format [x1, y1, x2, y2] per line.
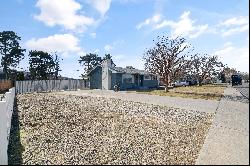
[110, 66, 156, 75]
[87, 64, 158, 76]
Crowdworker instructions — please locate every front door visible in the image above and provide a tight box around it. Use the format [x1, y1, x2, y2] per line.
[139, 75, 144, 86]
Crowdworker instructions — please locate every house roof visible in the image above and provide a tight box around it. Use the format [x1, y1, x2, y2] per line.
[86, 65, 101, 76]
[110, 66, 155, 75]
[87, 64, 158, 76]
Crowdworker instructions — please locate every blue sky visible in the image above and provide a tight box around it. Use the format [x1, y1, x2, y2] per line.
[0, 0, 249, 78]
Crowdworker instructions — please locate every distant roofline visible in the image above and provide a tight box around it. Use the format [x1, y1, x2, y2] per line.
[87, 64, 159, 76]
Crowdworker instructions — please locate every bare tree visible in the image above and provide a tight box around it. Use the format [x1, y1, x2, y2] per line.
[143, 35, 191, 92]
[240, 72, 249, 82]
[222, 67, 237, 83]
[187, 53, 224, 86]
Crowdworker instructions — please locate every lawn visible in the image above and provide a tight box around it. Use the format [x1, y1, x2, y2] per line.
[129, 85, 226, 100]
[8, 93, 214, 165]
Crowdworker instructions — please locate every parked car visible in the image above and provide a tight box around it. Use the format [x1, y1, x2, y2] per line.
[231, 74, 242, 86]
[187, 80, 198, 86]
[171, 80, 189, 87]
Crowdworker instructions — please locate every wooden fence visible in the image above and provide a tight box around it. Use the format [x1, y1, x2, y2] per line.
[0, 80, 13, 93]
[15, 79, 89, 94]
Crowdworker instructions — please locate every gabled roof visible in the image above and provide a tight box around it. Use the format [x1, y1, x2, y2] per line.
[86, 65, 101, 76]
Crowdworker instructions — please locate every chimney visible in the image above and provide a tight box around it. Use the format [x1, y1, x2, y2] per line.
[102, 59, 111, 90]
[102, 59, 112, 68]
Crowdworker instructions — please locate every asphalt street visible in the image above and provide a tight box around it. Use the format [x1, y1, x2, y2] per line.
[235, 83, 249, 99]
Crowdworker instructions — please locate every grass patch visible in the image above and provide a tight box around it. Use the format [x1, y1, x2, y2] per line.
[171, 85, 225, 95]
[128, 85, 226, 100]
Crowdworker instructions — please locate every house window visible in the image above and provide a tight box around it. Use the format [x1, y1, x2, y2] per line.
[151, 76, 157, 80]
[122, 74, 134, 83]
[144, 75, 151, 80]
[123, 78, 133, 83]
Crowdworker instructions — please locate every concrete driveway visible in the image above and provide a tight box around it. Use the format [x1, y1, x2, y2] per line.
[58, 89, 219, 114]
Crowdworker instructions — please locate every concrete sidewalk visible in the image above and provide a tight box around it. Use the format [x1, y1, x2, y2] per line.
[57, 89, 219, 113]
[196, 87, 249, 165]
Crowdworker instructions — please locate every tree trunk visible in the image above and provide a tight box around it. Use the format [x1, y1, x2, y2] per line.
[164, 86, 168, 92]
[164, 79, 169, 92]
[3, 64, 8, 79]
[198, 79, 202, 86]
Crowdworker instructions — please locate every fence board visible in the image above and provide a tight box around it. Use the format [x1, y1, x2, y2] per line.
[15, 79, 89, 94]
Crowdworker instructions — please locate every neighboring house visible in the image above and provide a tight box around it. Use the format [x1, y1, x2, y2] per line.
[87, 59, 159, 90]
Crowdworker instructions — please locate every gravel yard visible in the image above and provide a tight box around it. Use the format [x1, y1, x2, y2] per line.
[9, 93, 214, 165]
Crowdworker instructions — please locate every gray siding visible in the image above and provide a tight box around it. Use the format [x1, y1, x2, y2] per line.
[143, 80, 158, 88]
[112, 74, 158, 90]
[89, 66, 102, 89]
[90, 68, 159, 90]
[111, 73, 137, 90]
[111, 73, 122, 90]
[121, 82, 137, 90]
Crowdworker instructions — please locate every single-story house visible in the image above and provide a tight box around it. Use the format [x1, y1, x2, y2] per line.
[87, 59, 159, 90]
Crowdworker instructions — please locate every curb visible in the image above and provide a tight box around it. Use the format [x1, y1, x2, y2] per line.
[234, 87, 249, 100]
[238, 90, 249, 100]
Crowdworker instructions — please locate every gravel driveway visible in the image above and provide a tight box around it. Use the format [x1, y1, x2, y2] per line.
[9, 93, 214, 165]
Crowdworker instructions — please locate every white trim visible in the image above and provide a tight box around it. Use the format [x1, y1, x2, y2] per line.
[109, 68, 123, 73]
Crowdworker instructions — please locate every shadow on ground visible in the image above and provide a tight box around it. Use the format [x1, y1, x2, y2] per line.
[7, 98, 24, 165]
[223, 94, 249, 103]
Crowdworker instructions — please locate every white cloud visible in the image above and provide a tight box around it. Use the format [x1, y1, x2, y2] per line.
[25, 34, 84, 57]
[214, 43, 249, 72]
[86, 0, 112, 16]
[104, 40, 124, 52]
[137, 12, 248, 39]
[104, 44, 113, 51]
[136, 14, 162, 30]
[90, 32, 97, 38]
[221, 16, 249, 27]
[113, 54, 125, 61]
[157, 11, 209, 38]
[219, 16, 249, 37]
[221, 24, 249, 37]
[34, 0, 95, 32]
[137, 11, 209, 38]
[112, 54, 144, 70]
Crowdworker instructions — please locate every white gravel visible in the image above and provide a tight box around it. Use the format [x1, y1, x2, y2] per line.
[9, 93, 214, 165]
